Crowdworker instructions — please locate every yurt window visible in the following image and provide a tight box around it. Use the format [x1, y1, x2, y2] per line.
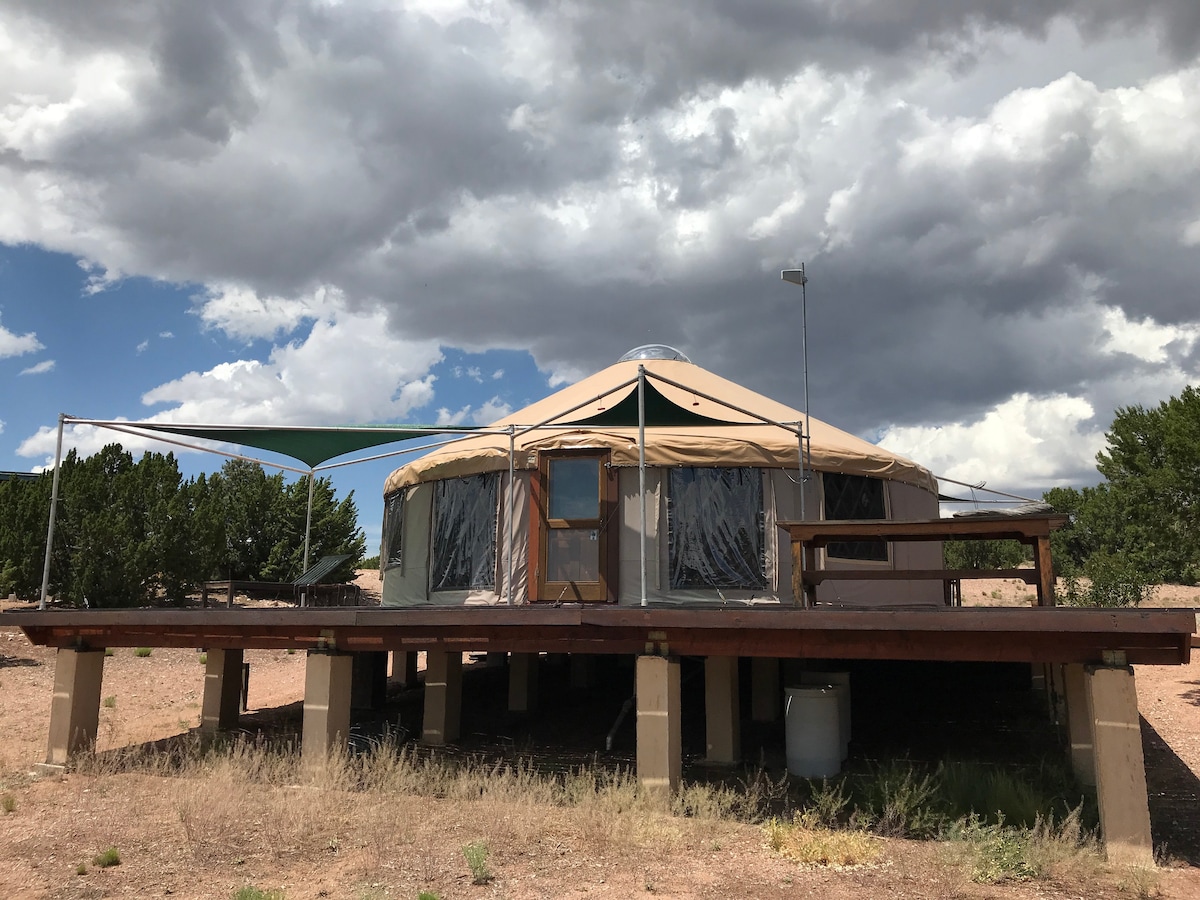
[381, 489, 405, 572]
[431, 473, 499, 591]
[668, 467, 766, 589]
[823, 473, 888, 561]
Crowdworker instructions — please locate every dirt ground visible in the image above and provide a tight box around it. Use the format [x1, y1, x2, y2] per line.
[1, 574, 1198, 900]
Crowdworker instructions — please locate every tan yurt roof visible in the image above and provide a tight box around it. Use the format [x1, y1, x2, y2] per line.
[385, 351, 936, 494]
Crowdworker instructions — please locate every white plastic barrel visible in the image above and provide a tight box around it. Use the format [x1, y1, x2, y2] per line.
[783, 686, 841, 778]
[799, 671, 851, 760]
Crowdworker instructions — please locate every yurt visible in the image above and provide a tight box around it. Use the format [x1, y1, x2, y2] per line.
[381, 345, 942, 608]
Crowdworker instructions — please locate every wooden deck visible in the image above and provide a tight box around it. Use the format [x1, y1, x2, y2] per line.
[6, 604, 1193, 665]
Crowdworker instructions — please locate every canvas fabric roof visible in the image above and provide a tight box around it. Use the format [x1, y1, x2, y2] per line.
[384, 358, 936, 494]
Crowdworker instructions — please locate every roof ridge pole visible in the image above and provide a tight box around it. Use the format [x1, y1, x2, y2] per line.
[302, 470, 315, 606]
[506, 426, 516, 606]
[39, 413, 66, 610]
[638, 365, 648, 607]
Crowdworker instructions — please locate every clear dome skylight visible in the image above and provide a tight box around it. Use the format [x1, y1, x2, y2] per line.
[618, 344, 692, 363]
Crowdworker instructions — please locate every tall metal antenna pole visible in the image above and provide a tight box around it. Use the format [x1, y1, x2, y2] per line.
[781, 264, 811, 514]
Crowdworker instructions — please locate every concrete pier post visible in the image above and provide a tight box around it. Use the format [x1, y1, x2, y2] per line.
[704, 656, 740, 764]
[1063, 663, 1095, 786]
[46, 648, 106, 766]
[636, 655, 681, 798]
[302, 650, 353, 762]
[508, 652, 539, 713]
[422, 651, 463, 745]
[200, 648, 244, 732]
[1085, 665, 1154, 867]
[388, 650, 419, 687]
[751, 657, 781, 722]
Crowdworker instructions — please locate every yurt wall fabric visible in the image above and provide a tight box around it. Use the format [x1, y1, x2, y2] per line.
[382, 474, 530, 607]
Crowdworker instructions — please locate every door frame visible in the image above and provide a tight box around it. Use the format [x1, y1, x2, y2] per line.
[528, 449, 618, 602]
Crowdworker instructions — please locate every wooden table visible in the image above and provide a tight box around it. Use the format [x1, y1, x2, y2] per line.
[778, 514, 1070, 608]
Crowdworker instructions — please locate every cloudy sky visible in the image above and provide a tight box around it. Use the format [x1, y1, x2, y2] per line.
[2, 1, 1199, 545]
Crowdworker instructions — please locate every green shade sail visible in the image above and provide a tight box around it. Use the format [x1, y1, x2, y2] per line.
[123, 423, 485, 469]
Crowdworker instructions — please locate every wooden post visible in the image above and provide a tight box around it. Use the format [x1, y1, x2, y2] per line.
[1085, 665, 1153, 866]
[45, 648, 106, 766]
[636, 655, 681, 798]
[422, 651, 462, 745]
[704, 656, 740, 764]
[200, 648, 244, 732]
[1034, 536, 1055, 606]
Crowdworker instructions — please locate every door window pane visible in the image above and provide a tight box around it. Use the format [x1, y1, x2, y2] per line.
[546, 528, 600, 582]
[549, 457, 599, 519]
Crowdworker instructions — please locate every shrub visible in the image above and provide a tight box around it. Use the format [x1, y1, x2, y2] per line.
[93, 847, 121, 868]
[1063, 552, 1155, 608]
[134, 647, 153, 658]
[233, 888, 285, 900]
[462, 840, 492, 884]
[2, 793, 15, 814]
[103, 696, 117, 709]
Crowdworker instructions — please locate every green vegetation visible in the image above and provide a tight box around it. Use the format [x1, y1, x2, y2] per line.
[943, 539, 1028, 570]
[92, 847, 121, 868]
[134, 647, 153, 658]
[1045, 385, 1200, 594]
[233, 888, 285, 900]
[75, 862, 87, 876]
[0, 449, 365, 606]
[103, 695, 117, 709]
[462, 840, 492, 884]
[360, 554, 380, 570]
[2, 792, 15, 814]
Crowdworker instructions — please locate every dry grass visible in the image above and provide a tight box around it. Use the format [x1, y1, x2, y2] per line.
[764, 816, 883, 868]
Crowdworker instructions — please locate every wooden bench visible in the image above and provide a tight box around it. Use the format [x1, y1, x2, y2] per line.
[778, 514, 1069, 608]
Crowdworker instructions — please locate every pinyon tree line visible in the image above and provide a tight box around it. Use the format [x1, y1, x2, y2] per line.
[948, 386, 1200, 605]
[0, 444, 365, 607]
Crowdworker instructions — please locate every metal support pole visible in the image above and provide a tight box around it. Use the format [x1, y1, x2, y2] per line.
[507, 427, 516, 606]
[302, 471, 315, 607]
[638, 365, 648, 607]
[39, 414, 66, 610]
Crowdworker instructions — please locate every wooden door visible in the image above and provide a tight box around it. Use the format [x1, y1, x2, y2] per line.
[532, 451, 616, 602]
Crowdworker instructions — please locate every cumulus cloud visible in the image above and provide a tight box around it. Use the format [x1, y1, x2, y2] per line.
[435, 396, 513, 427]
[17, 307, 443, 464]
[4, 2, 1200, 494]
[0, 316, 42, 358]
[19, 359, 54, 375]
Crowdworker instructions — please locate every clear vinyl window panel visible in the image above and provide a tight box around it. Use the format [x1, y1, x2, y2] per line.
[431, 473, 498, 591]
[668, 467, 766, 590]
[381, 489, 405, 572]
[823, 473, 888, 561]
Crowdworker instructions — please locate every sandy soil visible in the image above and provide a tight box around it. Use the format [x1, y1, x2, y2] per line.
[0, 574, 1197, 899]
